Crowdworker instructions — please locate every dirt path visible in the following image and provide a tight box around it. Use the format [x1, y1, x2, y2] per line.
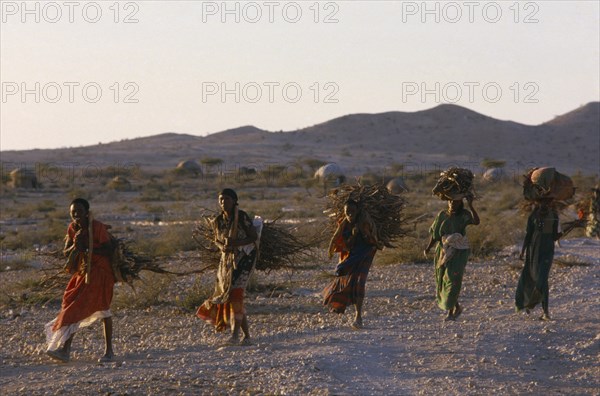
[1, 239, 598, 395]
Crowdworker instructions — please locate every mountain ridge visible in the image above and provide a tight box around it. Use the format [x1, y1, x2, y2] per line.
[2, 103, 598, 176]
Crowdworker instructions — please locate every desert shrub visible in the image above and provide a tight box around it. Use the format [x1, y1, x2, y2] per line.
[2, 218, 66, 250]
[481, 158, 506, 169]
[176, 277, 213, 311]
[112, 272, 173, 309]
[134, 224, 198, 258]
[200, 157, 223, 167]
[10, 278, 62, 306]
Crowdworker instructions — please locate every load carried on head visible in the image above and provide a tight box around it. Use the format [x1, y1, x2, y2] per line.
[522, 167, 575, 202]
[324, 183, 407, 249]
[432, 167, 475, 201]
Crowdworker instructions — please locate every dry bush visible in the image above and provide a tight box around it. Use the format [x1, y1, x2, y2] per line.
[2, 218, 66, 250]
[133, 224, 198, 258]
[112, 272, 173, 309]
[176, 277, 213, 311]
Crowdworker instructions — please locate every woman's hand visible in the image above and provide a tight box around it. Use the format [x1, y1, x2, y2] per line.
[73, 230, 87, 251]
[223, 238, 235, 253]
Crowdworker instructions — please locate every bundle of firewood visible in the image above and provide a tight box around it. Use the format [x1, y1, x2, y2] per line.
[324, 183, 407, 248]
[432, 167, 475, 201]
[192, 215, 321, 271]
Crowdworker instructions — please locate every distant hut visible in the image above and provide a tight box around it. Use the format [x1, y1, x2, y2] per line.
[175, 160, 202, 176]
[107, 176, 132, 191]
[386, 177, 409, 194]
[482, 167, 505, 182]
[314, 163, 345, 186]
[8, 168, 37, 189]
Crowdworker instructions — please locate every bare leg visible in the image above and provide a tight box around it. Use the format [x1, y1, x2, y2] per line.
[99, 317, 114, 361]
[241, 315, 250, 339]
[238, 315, 252, 345]
[352, 298, 364, 328]
[541, 301, 551, 321]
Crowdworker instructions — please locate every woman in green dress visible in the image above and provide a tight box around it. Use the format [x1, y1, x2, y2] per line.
[515, 199, 562, 320]
[424, 196, 480, 321]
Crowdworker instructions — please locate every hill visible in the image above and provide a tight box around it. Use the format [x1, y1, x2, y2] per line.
[1, 103, 598, 177]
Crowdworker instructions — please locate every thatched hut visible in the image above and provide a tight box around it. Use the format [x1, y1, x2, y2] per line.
[314, 163, 345, 186]
[175, 160, 202, 176]
[8, 168, 38, 189]
[386, 177, 409, 194]
[107, 176, 132, 191]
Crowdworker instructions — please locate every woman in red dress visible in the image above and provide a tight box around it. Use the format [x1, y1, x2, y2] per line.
[45, 198, 116, 363]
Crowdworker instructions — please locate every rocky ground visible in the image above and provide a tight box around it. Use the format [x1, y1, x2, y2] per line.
[1, 238, 599, 395]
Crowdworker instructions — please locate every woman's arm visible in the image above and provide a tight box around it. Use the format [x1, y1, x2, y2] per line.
[63, 234, 75, 257]
[424, 235, 436, 258]
[553, 210, 562, 241]
[467, 195, 480, 225]
[328, 221, 345, 258]
[226, 212, 257, 250]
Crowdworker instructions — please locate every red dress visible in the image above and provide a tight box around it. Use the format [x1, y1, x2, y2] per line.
[45, 220, 115, 350]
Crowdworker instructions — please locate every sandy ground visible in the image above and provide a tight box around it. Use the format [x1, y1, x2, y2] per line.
[1, 238, 599, 395]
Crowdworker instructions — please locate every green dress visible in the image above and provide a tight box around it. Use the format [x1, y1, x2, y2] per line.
[515, 207, 559, 312]
[429, 208, 475, 311]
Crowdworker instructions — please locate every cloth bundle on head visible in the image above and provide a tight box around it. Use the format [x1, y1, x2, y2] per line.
[220, 188, 238, 203]
[522, 167, 574, 202]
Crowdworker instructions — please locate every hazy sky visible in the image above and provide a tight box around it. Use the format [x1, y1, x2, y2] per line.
[1, 0, 599, 150]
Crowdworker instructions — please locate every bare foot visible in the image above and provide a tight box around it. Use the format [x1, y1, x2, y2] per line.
[453, 303, 463, 320]
[351, 319, 363, 329]
[98, 353, 114, 363]
[540, 313, 551, 321]
[47, 349, 70, 363]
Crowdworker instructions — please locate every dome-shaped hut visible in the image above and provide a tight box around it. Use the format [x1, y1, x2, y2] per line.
[314, 163, 345, 186]
[386, 177, 409, 194]
[8, 168, 38, 189]
[482, 167, 505, 182]
[175, 160, 203, 176]
[107, 176, 132, 191]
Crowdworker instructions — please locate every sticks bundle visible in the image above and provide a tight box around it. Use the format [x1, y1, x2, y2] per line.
[432, 167, 475, 201]
[192, 214, 321, 271]
[324, 183, 407, 248]
[110, 237, 171, 284]
[254, 219, 320, 271]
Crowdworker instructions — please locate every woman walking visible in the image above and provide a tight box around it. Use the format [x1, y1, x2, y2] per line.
[46, 198, 116, 363]
[424, 196, 480, 321]
[515, 199, 561, 320]
[196, 189, 258, 345]
[323, 199, 378, 329]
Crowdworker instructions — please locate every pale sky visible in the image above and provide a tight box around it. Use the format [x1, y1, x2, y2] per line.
[1, 0, 599, 150]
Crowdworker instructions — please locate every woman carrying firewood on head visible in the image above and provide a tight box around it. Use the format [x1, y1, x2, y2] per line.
[45, 198, 116, 363]
[196, 188, 258, 345]
[323, 199, 379, 329]
[425, 176, 480, 321]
